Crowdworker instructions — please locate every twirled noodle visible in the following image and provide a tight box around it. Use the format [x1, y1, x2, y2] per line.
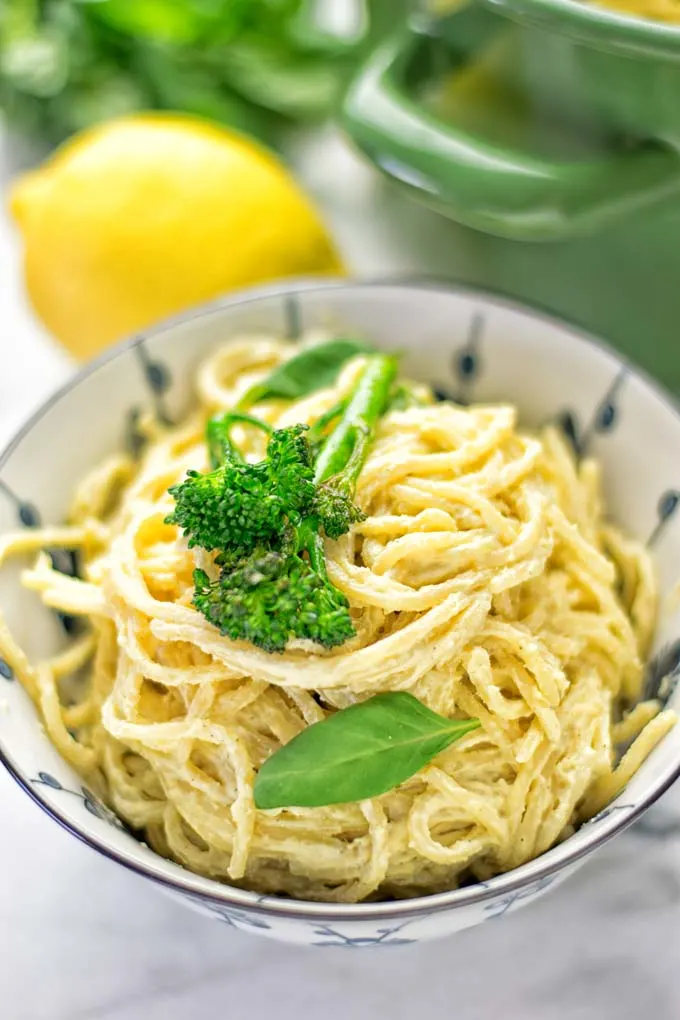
[0, 337, 675, 903]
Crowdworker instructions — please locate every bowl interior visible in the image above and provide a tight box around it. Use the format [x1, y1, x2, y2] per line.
[1, 279, 679, 920]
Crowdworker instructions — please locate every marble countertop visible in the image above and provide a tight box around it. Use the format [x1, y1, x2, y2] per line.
[1, 126, 679, 1020]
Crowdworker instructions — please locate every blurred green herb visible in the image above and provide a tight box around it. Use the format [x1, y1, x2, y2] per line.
[0, 0, 371, 147]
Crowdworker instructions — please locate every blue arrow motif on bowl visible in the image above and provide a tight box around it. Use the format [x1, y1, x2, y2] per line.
[0, 480, 79, 634]
[648, 490, 680, 547]
[556, 367, 627, 457]
[134, 339, 173, 425]
[483, 875, 555, 919]
[283, 293, 303, 340]
[644, 638, 680, 702]
[310, 921, 417, 947]
[451, 311, 484, 404]
[31, 774, 127, 830]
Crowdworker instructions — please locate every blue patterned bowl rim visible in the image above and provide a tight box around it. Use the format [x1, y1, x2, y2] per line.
[2, 276, 680, 922]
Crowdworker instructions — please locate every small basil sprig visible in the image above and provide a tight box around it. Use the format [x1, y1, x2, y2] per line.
[254, 692, 480, 809]
[237, 337, 371, 408]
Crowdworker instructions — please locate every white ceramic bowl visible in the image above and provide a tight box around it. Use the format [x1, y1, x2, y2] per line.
[2, 279, 680, 947]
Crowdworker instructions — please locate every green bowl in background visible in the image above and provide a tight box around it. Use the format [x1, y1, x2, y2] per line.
[341, 0, 680, 389]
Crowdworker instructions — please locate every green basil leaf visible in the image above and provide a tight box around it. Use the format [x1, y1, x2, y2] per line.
[254, 692, 480, 809]
[238, 337, 372, 408]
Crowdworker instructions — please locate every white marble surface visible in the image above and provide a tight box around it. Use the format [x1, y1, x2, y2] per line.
[1, 125, 680, 1020]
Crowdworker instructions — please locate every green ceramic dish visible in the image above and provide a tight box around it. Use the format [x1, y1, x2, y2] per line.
[490, 0, 680, 60]
[342, 4, 680, 241]
[341, 2, 680, 389]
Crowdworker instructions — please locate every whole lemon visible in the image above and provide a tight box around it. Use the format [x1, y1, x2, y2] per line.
[9, 114, 344, 360]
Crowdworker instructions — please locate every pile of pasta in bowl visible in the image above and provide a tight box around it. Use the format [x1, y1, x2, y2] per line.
[0, 334, 673, 903]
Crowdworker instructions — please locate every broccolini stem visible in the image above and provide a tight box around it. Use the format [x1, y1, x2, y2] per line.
[306, 398, 348, 446]
[235, 386, 264, 412]
[314, 355, 397, 485]
[297, 516, 328, 577]
[340, 425, 370, 488]
[206, 411, 273, 469]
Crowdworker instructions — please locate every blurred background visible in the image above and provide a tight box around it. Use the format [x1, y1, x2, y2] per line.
[3, 4, 680, 1020]
[3, 0, 680, 393]
[0, 0, 396, 147]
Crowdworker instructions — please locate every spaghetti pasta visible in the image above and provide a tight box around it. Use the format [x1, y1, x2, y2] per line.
[0, 336, 673, 903]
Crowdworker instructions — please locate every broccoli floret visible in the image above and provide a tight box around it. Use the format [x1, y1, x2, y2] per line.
[193, 553, 354, 653]
[166, 421, 316, 554]
[314, 424, 369, 540]
[168, 354, 398, 653]
[314, 479, 366, 540]
[166, 461, 272, 552]
[266, 424, 315, 508]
